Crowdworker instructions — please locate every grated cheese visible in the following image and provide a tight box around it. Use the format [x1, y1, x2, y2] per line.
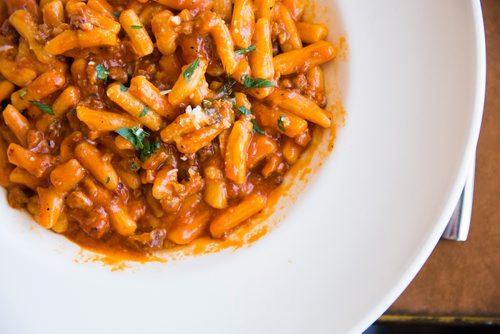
[170, 16, 181, 25]
[185, 105, 208, 129]
[0, 45, 13, 52]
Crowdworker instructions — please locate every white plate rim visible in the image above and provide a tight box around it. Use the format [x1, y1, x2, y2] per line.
[352, 1, 486, 331]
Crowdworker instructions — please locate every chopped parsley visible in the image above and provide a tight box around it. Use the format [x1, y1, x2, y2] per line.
[115, 126, 160, 161]
[235, 45, 256, 55]
[112, 11, 120, 18]
[251, 119, 265, 135]
[19, 89, 27, 98]
[120, 84, 128, 92]
[200, 101, 221, 122]
[277, 115, 287, 132]
[216, 77, 236, 97]
[237, 106, 251, 116]
[70, 107, 77, 114]
[183, 57, 200, 82]
[139, 140, 161, 161]
[241, 75, 275, 89]
[139, 106, 149, 118]
[205, 107, 222, 122]
[106, 176, 110, 184]
[30, 101, 54, 116]
[115, 126, 149, 150]
[130, 25, 143, 29]
[130, 161, 138, 171]
[95, 64, 108, 81]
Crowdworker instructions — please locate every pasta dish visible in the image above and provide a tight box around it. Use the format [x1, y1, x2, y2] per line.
[0, 0, 337, 255]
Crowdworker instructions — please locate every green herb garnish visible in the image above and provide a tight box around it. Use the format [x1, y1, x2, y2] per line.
[70, 107, 77, 114]
[130, 161, 138, 170]
[251, 119, 265, 135]
[30, 101, 54, 116]
[120, 84, 128, 92]
[237, 106, 251, 116]
[201, 100, 221, 121]
[95, 64, 108, 81]
[115, 126, 160, 161]
[204, 107, 222, 122]
[112, 11, 120, 18]
[235, 45, 256, 55]
[216, 77, 236, 97]
[106, 176, 110, 184]
[277, 115, 287, 132]
[130, 25, 143, 29]
[241, 75, 275, 89]
[19, 89, 27, 98]
[115, 126, 149, 150]
[183, 57, 200, 82]
[139, 140, 161, 161]
[139, 106, 149, 118]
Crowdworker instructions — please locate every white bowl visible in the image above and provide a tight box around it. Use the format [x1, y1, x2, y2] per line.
[0, 0, 485, 333]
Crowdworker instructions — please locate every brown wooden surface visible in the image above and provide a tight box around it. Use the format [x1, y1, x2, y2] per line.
[384, 0, 500, 320]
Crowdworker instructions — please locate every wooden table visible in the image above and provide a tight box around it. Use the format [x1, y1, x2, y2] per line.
[381, 0, 500, 324]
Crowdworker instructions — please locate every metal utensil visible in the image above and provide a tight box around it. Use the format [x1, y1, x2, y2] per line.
[441, 157, 476, 241]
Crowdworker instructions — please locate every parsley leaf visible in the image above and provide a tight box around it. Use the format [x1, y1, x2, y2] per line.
[112, 11, 120, 18]
[183, 57, 200, 82]
[201, 100, 221, 121]
[204, 106, 222, 122]
[216, 78, 236, 97]
[115, 126, 149, 150]
[130, 161, 138, 170]
[30, 101, 54, 115]
[277, 115, 287, 132]
[235, 45, 256, 55]
[120, 84, 128, 92]
[139, 140, 161, 161]
[241, 75, 275, 89]
[237, 106, 251, 116]
[251, 119, 265, 135]
[139, 106, 149, 118]
[130, 25, 143, 29]
[19, 89, 27, 98]
[106, 176, 110, 184]
[95, 64, 108, 81]
[115, 127, 160, 161]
